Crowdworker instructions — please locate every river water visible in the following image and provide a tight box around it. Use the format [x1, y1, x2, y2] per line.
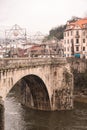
[1, 90, 87, 130]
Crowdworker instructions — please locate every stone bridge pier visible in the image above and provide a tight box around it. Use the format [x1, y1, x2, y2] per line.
[0, 58, 73, 111]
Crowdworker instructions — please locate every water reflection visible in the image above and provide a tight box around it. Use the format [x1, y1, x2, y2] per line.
[23, 109, 73, 130]
[3, 90, 87, 130]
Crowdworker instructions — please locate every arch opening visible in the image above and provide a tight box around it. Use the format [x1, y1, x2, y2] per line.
[20, 74, 51, 111]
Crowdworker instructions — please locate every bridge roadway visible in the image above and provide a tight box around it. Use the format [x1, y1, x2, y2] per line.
[0, 57, 73, 111]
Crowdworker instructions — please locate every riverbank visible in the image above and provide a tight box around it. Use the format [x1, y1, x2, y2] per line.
[74, 88, 87, 103]
[74, 95, 87, 103]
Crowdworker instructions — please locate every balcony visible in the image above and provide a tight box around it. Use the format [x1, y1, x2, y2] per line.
[75, 43, 80, 46]
[75, 34, 80, 38]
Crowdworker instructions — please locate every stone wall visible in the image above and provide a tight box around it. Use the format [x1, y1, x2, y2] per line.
[67, 58, 87, 73]
[67, 58, 87, 94]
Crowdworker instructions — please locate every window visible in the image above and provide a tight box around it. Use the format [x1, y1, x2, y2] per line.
[83, 31, 85, 36]
[76, 46, 79, 51]
[64, 40, 66, 44]
[83, 39, 85, 43]
[64, 47, 66, 51]
[67, 47, 69, 51]
[83, 47, 85, 51]
[67, 31, 69, 36]
[71, 31, 73, 36]
[64, 32, 66, 37]
[76, 39, 79, 43]
[84, 24, 87, 28]
[71, 39, 73, 44]
[76, 30, 79, 35]
[64, 54, 66, 57]
[67, 39, 69, 44]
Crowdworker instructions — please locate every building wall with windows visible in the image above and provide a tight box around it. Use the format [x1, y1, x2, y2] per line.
[64, 18, 87, 59]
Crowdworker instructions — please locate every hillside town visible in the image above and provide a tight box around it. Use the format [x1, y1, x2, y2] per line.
[0, 17, 87, 59]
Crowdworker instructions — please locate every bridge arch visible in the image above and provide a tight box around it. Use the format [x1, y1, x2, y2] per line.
[5, 74, 51, 111]
[20, 74, 51, 110]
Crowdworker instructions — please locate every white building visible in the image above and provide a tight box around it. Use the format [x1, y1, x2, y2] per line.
[64, 18, 87, 59]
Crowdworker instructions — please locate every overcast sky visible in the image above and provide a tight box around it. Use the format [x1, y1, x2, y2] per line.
[0, 0, 87, 36]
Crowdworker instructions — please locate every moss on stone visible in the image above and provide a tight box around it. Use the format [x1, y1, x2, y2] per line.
[64, 71, 72, 84]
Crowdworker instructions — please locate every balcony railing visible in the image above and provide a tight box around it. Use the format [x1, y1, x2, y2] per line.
[75, 34, 80, 38]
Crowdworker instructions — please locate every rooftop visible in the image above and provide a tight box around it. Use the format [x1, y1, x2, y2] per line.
[66, 17, 87, 30]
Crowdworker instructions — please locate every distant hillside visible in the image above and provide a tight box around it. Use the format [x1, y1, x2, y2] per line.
[49, 25, 66, 40]
[43, 25, 66, 42]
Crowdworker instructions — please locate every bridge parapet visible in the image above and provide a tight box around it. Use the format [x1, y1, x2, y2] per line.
[0, 57, 67, 70]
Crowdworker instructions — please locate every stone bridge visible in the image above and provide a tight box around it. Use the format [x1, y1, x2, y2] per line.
[0, 57, 73, 111]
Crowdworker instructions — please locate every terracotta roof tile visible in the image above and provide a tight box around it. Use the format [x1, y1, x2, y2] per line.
[69, 18, 87, 28]
[30, 46, 43, 51]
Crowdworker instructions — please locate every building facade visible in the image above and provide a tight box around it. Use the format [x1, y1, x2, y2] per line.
[64, 18, 87, 59]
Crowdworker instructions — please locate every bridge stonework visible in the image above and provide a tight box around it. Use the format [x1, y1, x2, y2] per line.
[0, 58, 73, 111]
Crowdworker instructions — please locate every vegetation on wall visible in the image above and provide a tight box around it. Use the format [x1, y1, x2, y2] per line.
[64, 70, 72, 84]
[73, 69, 87, 89]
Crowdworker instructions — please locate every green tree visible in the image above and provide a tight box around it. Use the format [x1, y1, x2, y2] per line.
[49, 25, 66, 40]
